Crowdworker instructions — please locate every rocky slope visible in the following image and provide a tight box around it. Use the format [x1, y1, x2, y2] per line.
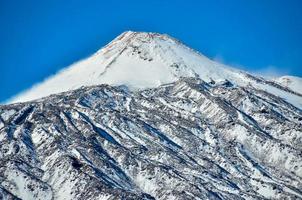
[1, 77, 302, 199]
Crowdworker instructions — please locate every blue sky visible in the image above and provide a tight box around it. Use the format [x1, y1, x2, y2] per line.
[1, 0, 301, 102]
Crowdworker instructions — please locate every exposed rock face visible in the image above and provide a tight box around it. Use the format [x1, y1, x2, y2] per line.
[1, 78, 301, 199]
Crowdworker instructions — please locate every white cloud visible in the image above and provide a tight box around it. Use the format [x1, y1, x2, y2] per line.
[212, 55, 290, 78]
[251, 65, 291, 78]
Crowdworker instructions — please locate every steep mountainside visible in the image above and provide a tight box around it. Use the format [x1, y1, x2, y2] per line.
[1, 78, 301, 199]
[1, 31, 302, 200]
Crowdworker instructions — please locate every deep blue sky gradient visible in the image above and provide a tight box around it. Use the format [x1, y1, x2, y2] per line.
[1, 0, 301, 102]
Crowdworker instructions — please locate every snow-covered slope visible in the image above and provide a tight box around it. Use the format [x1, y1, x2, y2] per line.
[10, 31, 302, 109]
[274, 76, 302, 94]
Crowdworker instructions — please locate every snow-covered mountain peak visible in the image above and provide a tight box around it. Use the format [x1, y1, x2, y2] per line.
[1, 31, 302, 200]
[9, 31, 302, 109]
[103, 30, 182, 44]
[9, 31, 220, 103]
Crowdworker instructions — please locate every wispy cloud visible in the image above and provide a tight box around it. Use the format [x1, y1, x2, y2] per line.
[212, 55, 290, 78]
[251, 65, 291, 78]
[213, 54, 225, 63]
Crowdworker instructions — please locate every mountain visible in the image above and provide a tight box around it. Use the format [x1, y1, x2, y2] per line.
[1, 32, 302, 200]
[10, 31, 302, 109]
